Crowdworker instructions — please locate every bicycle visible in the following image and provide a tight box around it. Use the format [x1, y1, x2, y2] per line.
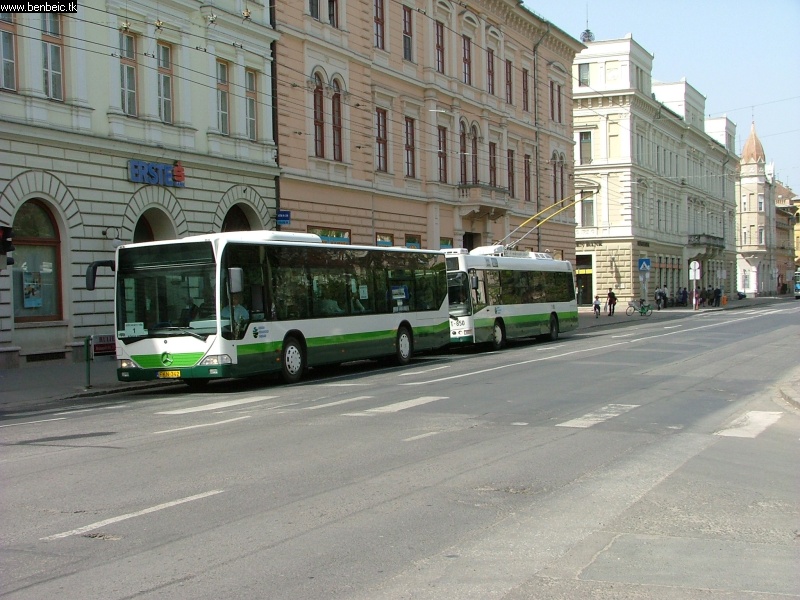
[626, 300, 653, 317]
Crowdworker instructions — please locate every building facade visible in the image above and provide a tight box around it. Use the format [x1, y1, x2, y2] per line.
[572, 35, 738, 305]
[736, 123, 797, 295]
[0, 4, 280, 366]
[274, 0, 583, 255]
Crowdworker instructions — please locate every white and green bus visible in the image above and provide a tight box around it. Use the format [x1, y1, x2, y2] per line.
[86, 231, 450, 385]
[446, 245, 578, 349]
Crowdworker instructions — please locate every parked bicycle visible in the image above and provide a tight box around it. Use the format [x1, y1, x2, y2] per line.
[626, 299, 653, 317]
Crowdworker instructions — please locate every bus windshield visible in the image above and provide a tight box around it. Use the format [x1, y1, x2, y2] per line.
[447, 271, 471, 316]
[116, 242, 217, 340]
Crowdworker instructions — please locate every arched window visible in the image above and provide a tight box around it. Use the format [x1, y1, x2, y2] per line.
[459, 121, 467, 184]
[331, 80, 342, 162]
[470, 125, 479, 184]
[313, 73, 325, 158]
[12, 199, 62, 322]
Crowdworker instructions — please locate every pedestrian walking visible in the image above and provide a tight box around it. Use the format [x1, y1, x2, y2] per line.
[606, 288, 617, 316]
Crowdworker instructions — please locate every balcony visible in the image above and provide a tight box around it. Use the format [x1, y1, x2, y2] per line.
[457, 184, 509, 220]
[687, 234, 725, 249]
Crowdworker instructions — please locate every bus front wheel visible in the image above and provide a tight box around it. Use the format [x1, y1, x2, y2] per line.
[282, 336, 306, 383]
[396, 326, 413, 365]
[491, 320, 506, 350]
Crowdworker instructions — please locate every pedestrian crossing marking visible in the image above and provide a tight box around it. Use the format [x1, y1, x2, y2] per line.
[714, 411, 782, 438]
[556, 403, 639, 428]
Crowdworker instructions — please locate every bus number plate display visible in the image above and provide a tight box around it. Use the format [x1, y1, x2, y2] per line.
[157, 370, 181, 379]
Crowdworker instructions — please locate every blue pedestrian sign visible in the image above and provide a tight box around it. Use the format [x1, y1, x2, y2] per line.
[638, 258, 651, 271]
[277, 210, 291, 225]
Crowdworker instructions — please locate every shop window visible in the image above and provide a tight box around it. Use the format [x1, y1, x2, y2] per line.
[12, 199, 62, 322]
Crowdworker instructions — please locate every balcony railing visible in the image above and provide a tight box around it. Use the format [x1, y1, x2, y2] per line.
[688, 234, 725, 249]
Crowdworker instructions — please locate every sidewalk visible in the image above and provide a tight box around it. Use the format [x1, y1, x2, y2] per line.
[1, 295, 798, 415]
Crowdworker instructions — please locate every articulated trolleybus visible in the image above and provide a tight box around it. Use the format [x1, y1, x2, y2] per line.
[445, 245, 578, 349]
[86, 231, 450, 385]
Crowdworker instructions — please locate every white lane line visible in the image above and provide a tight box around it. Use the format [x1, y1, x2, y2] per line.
[664, 325, 682, 329]
[714, 411, 783, 438]
[403, 311, 775, 386]
[366, 396, 448, 414]
[304, 396, 373, 410]
[322, 383, 369, 387]
[556, 404, 639, 428]
[156, 396, 276, 415]
[41, 490, 224, 541]
[404, 431, 440, 442]
[0, 417, 67, 428]
[154, 416, 251, 434]
[397, 366, 450, 376]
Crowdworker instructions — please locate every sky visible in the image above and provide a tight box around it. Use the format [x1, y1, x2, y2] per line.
[523, 0, 800, 192]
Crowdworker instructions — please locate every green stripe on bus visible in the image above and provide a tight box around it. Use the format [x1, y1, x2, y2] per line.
[132, 352, 206, 368]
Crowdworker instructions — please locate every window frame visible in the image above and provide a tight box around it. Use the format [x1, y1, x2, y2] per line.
[505, 59, 512, 104]
[376, 107, 388, 172]
[578, 63, 589, 87]
[486, 48, 494, 95]
[42, 14, 63, 101]
[435, 21, 445, 74]
[437, 125, 448, 183]
[489, 142, 497, 188]
[374, 0, 385, 50]
[157, 42, 173, 124]
[579, 131, 592, 165]
[507, 148, 515, 197]
[331, 80, 342, 161]
[523, 154, 531, 202]
[245, 68, 257, 141]
[522, 68, 529, 112]
[404, 116, 416, 178]
[216, 59, 230, 135]
[329, 0, 339, 28]
[462, 35, 471, 86]
[313, 74, 325, 157]
[402, 5, 413, 62]
[1, 13, 17, 91]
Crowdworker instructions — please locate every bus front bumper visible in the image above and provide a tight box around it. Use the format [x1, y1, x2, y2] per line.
[118, 364, 234, 382]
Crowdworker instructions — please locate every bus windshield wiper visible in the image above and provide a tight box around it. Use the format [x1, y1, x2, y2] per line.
[150, 326, 207, 340]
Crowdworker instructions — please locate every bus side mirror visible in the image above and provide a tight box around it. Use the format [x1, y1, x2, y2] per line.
[228, 267, 243, 294]
[470, 274, 479, 290]
[86, 260, 115, 291]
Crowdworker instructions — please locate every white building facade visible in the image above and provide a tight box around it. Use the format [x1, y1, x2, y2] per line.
[0, 4, 280, 366]
[571, 35, 738, 305]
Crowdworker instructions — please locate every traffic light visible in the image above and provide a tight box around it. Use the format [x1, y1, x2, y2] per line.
[0, 226, 15, 266]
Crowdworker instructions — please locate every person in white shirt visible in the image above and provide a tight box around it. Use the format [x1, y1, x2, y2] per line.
[221, 292, 249, 321]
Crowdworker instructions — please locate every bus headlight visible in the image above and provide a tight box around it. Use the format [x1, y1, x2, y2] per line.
[199, 354, 232, 366]
[118, 358, 138, 369]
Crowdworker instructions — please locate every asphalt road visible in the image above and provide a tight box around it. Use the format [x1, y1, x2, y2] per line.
[2, 303, 799, 599]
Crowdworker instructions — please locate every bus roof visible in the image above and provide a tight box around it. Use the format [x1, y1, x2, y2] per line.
[116, 230, 445, 256]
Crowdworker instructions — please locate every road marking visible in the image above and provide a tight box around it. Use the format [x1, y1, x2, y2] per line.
[397, 365, 450, 376]
[714, 411, 783, 438]
[154, 416, 251, 434]
[403, 310, 777, 386]
[304, 396, 373, 410]
[404, 431, 440, 442]
[322, 383, 369, 387]
[156, 396, 276, 415]
[0, 417, 67, 428]
[41, 490, 224, 541]
[556, 404, 639, 428]
[663, 325, 682, 329]
[365, 396, 448, 413]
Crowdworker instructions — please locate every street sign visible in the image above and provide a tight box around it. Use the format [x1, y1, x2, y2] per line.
[277, 210, 291, 225]
[690, 260, 701, 280]
[91, 334, 115, 357]
[638, 258, 651, 271]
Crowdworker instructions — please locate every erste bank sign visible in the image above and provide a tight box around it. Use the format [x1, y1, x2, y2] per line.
[128, 160, 186, 188]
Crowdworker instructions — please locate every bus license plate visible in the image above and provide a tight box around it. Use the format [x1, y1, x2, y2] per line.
[157, 370, 181, 379]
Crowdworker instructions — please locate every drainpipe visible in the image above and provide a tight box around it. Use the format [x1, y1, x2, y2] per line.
[532, 22, 550, 252]
[271, 39, 281, 231]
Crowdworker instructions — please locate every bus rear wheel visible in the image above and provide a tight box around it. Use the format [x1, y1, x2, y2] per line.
[395, 326, 413, 365]
[491, 320, 506, 350]
[282, 336, 306, 383]
[547, 315, 559, 341]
